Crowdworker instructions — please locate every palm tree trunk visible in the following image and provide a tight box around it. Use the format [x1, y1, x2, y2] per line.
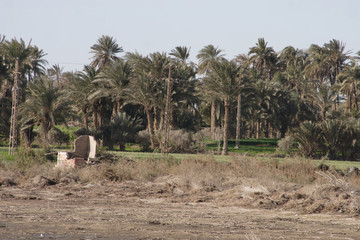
[222, 99, 230, 155]
[112, 104, 117, 118]
[144, 105, 155, 148]
[162, 69, 172, 153]
[117, 99, 122, 113]
[265, 120, 269, 138]
[93, 111, 98, 129]
[235, 94, 241, 149]
[211, 101, 216, 140]
[153, 106, 158, 131]
[82, 109, 88, 130]
[256, 120, 261, 139]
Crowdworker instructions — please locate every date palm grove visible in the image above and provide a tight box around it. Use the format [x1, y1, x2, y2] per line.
[1, 34, 360, 158]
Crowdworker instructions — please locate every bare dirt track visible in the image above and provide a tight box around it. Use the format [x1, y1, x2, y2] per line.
[1, 181, 360, 240]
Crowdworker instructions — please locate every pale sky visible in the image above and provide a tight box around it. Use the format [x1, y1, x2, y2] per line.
[1, 0, 360, 71]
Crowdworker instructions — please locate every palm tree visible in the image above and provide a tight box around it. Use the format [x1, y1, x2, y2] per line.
[249, 38, 277, 81]
[324, 39, 350, 86]
[170, 46, 191, 64]
[26, 45, 47, 82]
[279, 46, 307, 71]
[19, 75, 71, 145]
[203, 60, 240, 155]
[197, 45, 225, 139]
[234, 56, 251, 148]
[338, 62, 360, 111]
[109, 112, 142, 151]
[48, 64, 64, 87]
[293, 121, 322, 158]
[197, 44, 225, 74]
[93, 59, 132, 116]
[142, 52, 169, 131]
[305, 44, 330, 83]
[65, 67, 96, 130]
[0, 38, 34, 153]
[90, 35, 123, 70]
[124, 70, 156, 148]
[305, 80, 336, 121]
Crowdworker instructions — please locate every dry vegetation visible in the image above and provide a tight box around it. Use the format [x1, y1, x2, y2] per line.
[2, 153, 360, 239]
[1, 153, 360, 216]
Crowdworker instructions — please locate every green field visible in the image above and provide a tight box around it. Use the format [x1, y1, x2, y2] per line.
[1, 137, 360, 171]
[206, 138, 278, 155]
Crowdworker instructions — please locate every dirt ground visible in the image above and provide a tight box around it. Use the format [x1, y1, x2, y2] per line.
[1, 176, 360, 240]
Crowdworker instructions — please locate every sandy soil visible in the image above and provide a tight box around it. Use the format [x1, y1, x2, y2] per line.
[1, 178, 360, 240]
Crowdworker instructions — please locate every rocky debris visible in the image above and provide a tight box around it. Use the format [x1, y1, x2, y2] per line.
[31, 175, 57, 188]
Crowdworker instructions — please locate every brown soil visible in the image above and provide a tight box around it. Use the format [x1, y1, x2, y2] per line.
[1, 174, 360, 240]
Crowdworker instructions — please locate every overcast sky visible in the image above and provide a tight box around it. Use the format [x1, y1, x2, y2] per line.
[2, 0, 360, 71]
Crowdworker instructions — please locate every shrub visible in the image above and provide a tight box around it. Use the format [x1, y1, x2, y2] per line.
[136, 130, 151, 151]
[193, 128, 211, 152]
[108, 112, 142, 150]
[168, 130, 195, 153]
[153, 129, 196, 153]
[293, 121, 322, 158]
[276, 135, 295, 155]
[48, 127, 70, 145]
[292, 118, 360, 160]
[13, 148, 48, 170]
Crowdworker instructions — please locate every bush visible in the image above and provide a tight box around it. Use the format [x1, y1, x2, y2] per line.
[48, 127, 70, 145]
[168, 130, 194, 153]
[292, 118, 360, 160]
[293, 121, 322, 158]
[13, 148, 48, 170]
[277, 135, 295, 155]
[136, 130, 151, 151]
[193, 128, 212, 152]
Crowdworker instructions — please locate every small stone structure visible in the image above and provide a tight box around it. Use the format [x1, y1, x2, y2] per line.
[55, 135, 97, 169]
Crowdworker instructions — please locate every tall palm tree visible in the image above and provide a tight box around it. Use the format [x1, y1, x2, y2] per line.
[124, 70, 156, 148]
[142, 52, 169, 131]
[93, 59, 132, 116]
[305, 80, 336, 121]
[90, 35, 123, 70]
[324, 39, 350, 86]
[249, 38, 277, 81]
[279, 46, 307, 69]
[65, 67, 97, 130]
[170, 46, 191, 64]
[234, 55, 251, 148]
[0, 38, 34, 153]
[26, 45, 47, 82]
[197, 45, 225, 139]
[19, 75, 71, 145]
[338, 62, 360, 111]
[203, 60, 240, 155]
[305, 44, 330, 83]
[197, 44, 225, 74]
[48, 64, 64, 87]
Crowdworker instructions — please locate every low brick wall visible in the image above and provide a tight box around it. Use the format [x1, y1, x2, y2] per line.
[55, 152, 85, 169]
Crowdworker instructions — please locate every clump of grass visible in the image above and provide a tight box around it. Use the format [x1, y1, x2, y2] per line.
[231, 156, 317, 186]
[276, 136, 295, 155]
[174, 156, 225, 191]
[76, 156, 180, 183]
[8, 148, 48, 171]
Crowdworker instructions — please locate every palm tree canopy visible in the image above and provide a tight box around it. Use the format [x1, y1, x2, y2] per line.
[197, 44, 225, 74]
[92, 59, 132, 105]
[19, 75, 72, 138]
[170, 46, 191, 63]
[90, 35, 123, 70]
[249, 38, 277, 78]
[203, 60, 241, 102]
